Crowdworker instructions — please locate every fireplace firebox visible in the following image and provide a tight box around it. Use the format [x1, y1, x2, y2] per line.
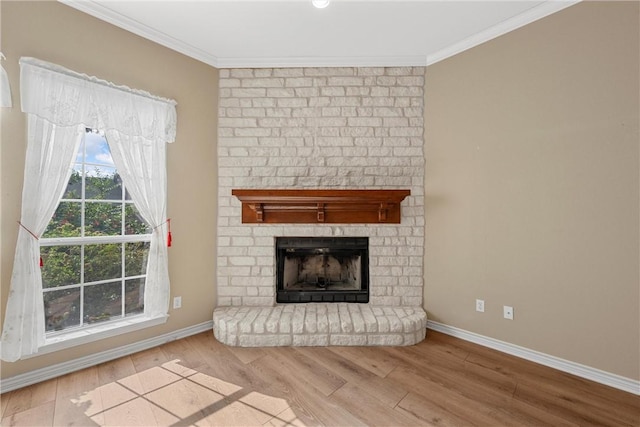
[276, 237, 369, 303]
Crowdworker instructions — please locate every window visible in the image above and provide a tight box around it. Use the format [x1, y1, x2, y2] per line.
[1, 57, 175, 362]
[40, 129, 151, 333]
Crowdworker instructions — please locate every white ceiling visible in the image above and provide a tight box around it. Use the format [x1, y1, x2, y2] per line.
[60, 0, 579, 68]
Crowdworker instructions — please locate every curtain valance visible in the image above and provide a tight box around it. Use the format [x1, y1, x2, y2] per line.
[20, 57, 177, 142]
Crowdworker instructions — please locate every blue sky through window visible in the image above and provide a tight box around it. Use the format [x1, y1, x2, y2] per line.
[75, 130, 114, 177]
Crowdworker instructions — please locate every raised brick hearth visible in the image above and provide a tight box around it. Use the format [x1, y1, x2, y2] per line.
[215, 66, 426, 346]
[214, 304, 426, 347]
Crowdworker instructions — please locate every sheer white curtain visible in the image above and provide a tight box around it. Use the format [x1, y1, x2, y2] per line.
[1, 53, 11, 108]
[107, 132, 169, 318]
[0, 119, 82, 362]
[1, 57, 176, 361]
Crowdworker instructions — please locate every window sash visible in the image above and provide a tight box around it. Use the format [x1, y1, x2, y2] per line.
[40, 234, 151, 246]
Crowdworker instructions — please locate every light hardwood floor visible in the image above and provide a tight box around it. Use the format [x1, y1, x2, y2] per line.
[1, 330, 638, 426]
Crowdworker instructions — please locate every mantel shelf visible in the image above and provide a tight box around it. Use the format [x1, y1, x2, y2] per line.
[232, 189, 411, 224]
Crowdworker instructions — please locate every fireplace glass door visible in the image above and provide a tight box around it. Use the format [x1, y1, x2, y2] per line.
[276, 237, 369, 303]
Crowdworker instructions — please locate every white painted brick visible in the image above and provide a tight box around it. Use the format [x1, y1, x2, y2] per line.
[218, 67, 424, 309]
[264, 108, 292, 118]
[321, 87, 346, 96]
[346, 87, 370, 96]
[230, 69, 254, 78]
[239, 310, 260, 333]
[242, 297, 273, 306]
[218, 117, 258, 128]
[340, 127, 374, 137]
[387, 315, 403, 333]
[330, 335, 367, 346]
[239, 335, 292, 347]
[356, 68, 385, 76]
[363, 97, 394, 107]
[316, 307, 329, 333]
[242, 78, 284, 88]
[274, 68, 305, 77]
[402, 296, 424, 306]
[384, 117, 410, 127]
[218, 297, 232, 306]
[252, 98, 276, 108]
[395, 97, 412, 107]
[308, 97, 331, 107]
[266, 88, 296, 97]
[218, 286, 246, 297]
[258, 287, 274, 297]
[370, 296, 402, 306]
[218, 266, 252, 277]
[397, 76, 424, 86]
[304, 67, 355, 76]
[292, 107, 323, 118]
[350, 308, 366, 333]
[253, 308, 271, 333]
[389, 86, 423, 97]
[328, 308, 340, 333]
[242, 108, 266, 118]
[235, 128, 273, 137]
[338, 304, 353, 333]
[292, 305, 305, 334]
[231, 88, 266, 97]
[286, 77, 313, 87]
[410, 117, 424, 127]
[277, 98, 308, 108]
[293, 335, 329, 346]
[327, 77, 364, 86]
[279, 312, 292, 333]
[294, 87, 320, 97]
[329, 97, 362, 107]
[367, 334, 403, 346]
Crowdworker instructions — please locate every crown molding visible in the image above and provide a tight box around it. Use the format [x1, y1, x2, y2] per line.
[59, 0, 220, 67]
[60, 0, 579, 69]
[427, 0, 582, 66]
[216, 55, 427, 69]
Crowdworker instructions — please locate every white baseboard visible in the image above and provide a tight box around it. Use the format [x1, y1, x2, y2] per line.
[4, 320, 637, 396]
[427, 320, 640, 396]
[0, 320, 214, 393]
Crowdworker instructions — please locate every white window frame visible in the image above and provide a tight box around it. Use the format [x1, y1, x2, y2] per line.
[0, 57, 176, 362]
[37, 132, 162, 352]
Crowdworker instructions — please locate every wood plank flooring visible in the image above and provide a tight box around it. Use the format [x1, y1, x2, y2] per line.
[1, 330, 638, 426]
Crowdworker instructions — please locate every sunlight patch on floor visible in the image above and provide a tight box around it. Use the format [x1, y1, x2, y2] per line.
[69, 358, 303, 426]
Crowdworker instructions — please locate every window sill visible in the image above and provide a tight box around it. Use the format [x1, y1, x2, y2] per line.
[26, 315, 168, 359]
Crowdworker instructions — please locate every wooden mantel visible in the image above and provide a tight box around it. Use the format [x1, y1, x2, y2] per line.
[232, 189, 411, 224]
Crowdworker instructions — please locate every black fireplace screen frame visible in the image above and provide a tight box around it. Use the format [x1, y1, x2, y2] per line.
[276, 236, 369, 303]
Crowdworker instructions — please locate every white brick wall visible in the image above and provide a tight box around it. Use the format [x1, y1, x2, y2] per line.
[217, 67, 425, 307]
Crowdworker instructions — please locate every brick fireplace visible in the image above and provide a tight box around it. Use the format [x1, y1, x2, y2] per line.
[214, 66, 427, 346]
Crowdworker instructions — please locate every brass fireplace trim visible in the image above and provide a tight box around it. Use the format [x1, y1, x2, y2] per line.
[232, 189, 411, 224]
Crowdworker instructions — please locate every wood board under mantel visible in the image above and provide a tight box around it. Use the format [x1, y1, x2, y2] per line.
[232, 189, 411, 224]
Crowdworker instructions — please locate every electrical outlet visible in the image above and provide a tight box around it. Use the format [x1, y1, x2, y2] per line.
[503, 305, 514, 320]
[475, 299, 485, 312]
[173, 296, 182, 309]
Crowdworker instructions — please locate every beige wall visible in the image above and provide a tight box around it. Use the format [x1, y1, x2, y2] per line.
[1, 0, 638, 385]
[424, 1, 639, 380]
[0, 1, 218, 379]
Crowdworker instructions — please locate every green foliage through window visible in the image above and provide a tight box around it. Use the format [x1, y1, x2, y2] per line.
[41, 130, 151, 332]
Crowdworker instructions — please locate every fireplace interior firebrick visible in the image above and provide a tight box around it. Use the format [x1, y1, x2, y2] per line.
[276, 237, 369, 303]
